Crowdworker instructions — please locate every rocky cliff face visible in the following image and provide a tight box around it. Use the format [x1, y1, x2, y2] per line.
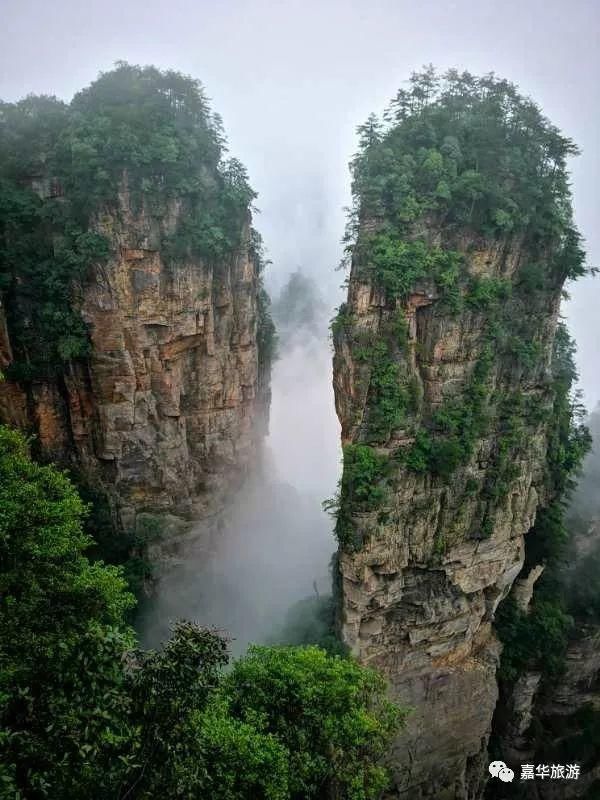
[535, 629, 600, 799]
[333, 230, 562, 798]
[0, 65, 274, 558]
[489, 497, 600, 797]
[490, 608, 600, 799]
[0, 183, 267, 545]
[330, 69, 590, 799]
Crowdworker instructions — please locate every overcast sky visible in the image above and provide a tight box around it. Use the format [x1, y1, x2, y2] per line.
[2, 0, 598, 407]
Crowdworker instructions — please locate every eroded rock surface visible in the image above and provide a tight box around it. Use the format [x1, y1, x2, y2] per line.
[333, 234, 562, 798]
[0, 189, 267, 543]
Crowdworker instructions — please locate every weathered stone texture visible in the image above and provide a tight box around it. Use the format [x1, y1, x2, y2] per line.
[493, 628, 600, 799]
[0, 188, 266, 540]
[333, 234, 562, 798]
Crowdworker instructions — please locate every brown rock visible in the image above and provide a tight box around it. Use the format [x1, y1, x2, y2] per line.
[0, 188, 268, 551]
[333, 234, 562, 798]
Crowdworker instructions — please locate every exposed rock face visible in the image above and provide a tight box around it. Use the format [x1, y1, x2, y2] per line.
[0, 188, 267, 542]
[512, 564, 545, 613]
[534, 632, 600, 799]
[490, 628, 600, 799]
[489, 511, 600, 799]
[333, 233, 562, 798]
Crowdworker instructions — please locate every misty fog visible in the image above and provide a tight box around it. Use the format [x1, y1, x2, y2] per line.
[139, 274, 340, 654]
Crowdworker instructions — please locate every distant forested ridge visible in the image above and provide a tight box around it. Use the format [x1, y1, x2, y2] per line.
[271, 269, 328, 346]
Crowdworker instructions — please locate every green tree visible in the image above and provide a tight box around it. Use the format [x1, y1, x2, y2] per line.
[348, 67, 587, 279]
[118, 621, 289, 800]
[0, 425, 135, 798]
[0, 426, 403, 800]
[0, 63, 260, 380]
[225, 645, 404, 800]
[271, 270, 327, 345]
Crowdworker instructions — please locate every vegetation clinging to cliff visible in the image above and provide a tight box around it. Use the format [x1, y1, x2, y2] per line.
[496, 324, 591, 683]
[324, 444, 390, 549]
[331, 68, 591, 555]
[0, 63, 260, 379]
[251, 229, 278, 380]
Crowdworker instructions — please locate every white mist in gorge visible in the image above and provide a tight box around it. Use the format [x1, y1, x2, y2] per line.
[139, 274, 340, 654]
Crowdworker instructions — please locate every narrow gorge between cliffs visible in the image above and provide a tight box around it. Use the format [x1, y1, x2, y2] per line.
[137, 275, 341, 656]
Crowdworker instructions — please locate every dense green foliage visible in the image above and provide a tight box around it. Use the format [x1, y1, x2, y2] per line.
[225, 645, 402, 800]
[348, 66, 586, 277]
[257, 284, 278, 374]
[0, 62, 261, 379]
[0, 425, 136, 798]
[250, 229, 278, 379]
[0, 426, 402, 799]
[342, 65, 588, 433]
[120, 622, 291, 800]
[325, 444, 389, 549]
[495, 595, 572, 684]
[359, 235, 464, 304]
[354, 321, 415, 443]
[336, 444, 389, 512]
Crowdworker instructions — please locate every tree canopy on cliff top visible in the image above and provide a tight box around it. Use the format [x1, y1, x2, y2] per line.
[330, 67, 591, 504]
[347, 66, 587, 282]
[0, 62, 260, 379]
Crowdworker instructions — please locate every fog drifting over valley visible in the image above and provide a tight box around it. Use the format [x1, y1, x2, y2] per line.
[139, 280, 340, 652]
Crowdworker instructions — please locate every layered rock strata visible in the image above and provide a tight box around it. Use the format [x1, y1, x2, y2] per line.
[0, 187, 266, 541]
[333, 233, 562, 798]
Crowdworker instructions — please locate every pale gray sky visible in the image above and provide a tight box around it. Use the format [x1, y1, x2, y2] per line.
[2, 0, 598, 406]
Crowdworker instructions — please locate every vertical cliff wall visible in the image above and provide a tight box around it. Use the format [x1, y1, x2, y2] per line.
[331, 70, 588, 798]
[491, 622, 600, 799]
[0, 64, 272, 545]
[489, 409, 599, 799]
[0, 194, 264, 533]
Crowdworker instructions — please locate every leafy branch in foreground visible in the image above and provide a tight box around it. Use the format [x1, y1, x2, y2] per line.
[0, 425, 404, 800]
